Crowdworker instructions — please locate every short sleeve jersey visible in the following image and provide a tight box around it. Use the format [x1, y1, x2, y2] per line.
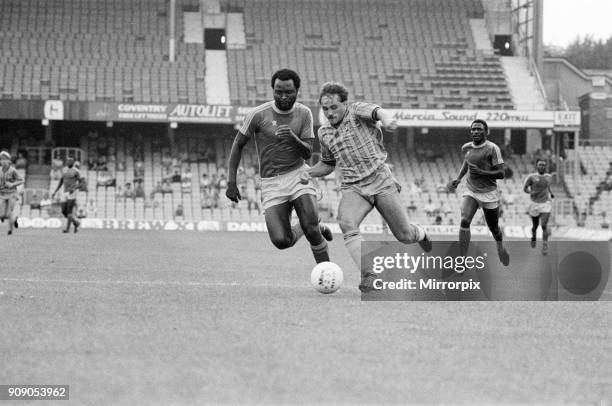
[0, 166, 22, 196]
[317, 102, 386, 184]
[239, 101, 314, 178]
[524, 173, 553, 203]
[461, 140, 504, 193]
[61, 167, 82, 193]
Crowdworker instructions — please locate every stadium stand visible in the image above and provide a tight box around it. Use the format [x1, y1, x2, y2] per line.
[0, 0, 207, 103]
[224, 0, 513, 109]
[565, 145, 612, 228]
[0, 0, 590, 229]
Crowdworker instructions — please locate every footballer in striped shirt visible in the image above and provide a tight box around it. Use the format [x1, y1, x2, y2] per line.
[302, 82, 431, 292]
[0, 151, 24, 235]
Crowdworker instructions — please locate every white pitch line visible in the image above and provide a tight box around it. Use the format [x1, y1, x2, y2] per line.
[0, 277, 309, 289]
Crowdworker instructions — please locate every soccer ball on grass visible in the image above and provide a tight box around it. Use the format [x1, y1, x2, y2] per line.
[310, 261, 343, 294]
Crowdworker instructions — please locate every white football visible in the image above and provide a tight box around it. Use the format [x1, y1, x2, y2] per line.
[310, 261, 343, 294]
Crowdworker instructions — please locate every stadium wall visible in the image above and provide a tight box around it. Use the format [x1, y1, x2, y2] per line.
[543, 58, 612, 110]
[14, 216, 612, 241]
[579, 93, 612, 142]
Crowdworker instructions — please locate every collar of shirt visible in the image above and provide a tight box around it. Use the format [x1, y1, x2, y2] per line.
[271, 102, 295, 115]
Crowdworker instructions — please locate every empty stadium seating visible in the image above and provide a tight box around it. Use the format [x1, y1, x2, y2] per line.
[0, 0, 207, 103]
[225, 0, 513, 109]
[0, 0, 513, 108]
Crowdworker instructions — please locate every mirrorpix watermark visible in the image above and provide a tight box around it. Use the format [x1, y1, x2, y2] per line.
[361, 240, 612, 301]
[371, 251, 485, 292]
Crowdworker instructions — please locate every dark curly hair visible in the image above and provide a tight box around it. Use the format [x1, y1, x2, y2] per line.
[271, 69, 301, 90]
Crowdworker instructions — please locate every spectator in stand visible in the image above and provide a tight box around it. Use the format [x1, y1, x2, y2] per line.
[217, 173, 228, 205]
[171, 155, 180, 170]
[181, 167, 192, 192]
[407, 180, 422, 195]
[236, 167, 247, 187]
[87, 156, 97, 170]
[161, 152, 173, 172]
[15, 152, 28, 169]
[174, 203, 184, 219]
[108, 154, 117, 172]
[217, 173, 228, 191]
[134, 180, 145, 198]
[407, 200, 417, 213]
[171, 168, 182, 183]
[115, 185, 124, 201]
[434, 214, 443, 225]
[96, 155, 108, 171]
[123, 182, 135, 199]
[30, 193, 41, 211]
[200, 173, 211, 193]
[424, 198, 438, 217]
[245, 186, 259, 213]
[210, 174, 218, 192]
[436, 178, 448, 193]
[96, 169, 115, 187]
[87, 198, 97, 218]
[134, 160, 145, 181]
[150, 181, 163, 199]
[439, 201, 452, 216]
[40, 192, 57, 217]
[201, 189, 214, 209]
[161, 180, 173, 194]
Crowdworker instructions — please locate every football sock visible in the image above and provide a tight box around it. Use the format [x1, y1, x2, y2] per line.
[311, 240, 330, 263]
[459, 227, 471, 256]
[344, 230, 365, 275]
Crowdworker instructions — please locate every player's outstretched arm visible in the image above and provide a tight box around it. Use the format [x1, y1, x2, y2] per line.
[375, 108, 398, 131]
[300, 161, 335, 184]
[226, 132, 249, 202]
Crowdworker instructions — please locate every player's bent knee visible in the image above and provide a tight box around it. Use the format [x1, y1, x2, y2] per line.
[270, 236, 293, 250]
[460, 218, 472, 229]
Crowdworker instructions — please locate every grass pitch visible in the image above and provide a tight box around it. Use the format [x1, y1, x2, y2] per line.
[1, 229, 611, 405]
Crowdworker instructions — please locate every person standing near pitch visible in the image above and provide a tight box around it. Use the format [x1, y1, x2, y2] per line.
[523, 159, 554, 255]
[0, 151, 24, 235]
[301, 82, 431, 292]
[226, 68, 332, 264]
[447, 119, 510, 267]
[52, 156, 82, 233]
